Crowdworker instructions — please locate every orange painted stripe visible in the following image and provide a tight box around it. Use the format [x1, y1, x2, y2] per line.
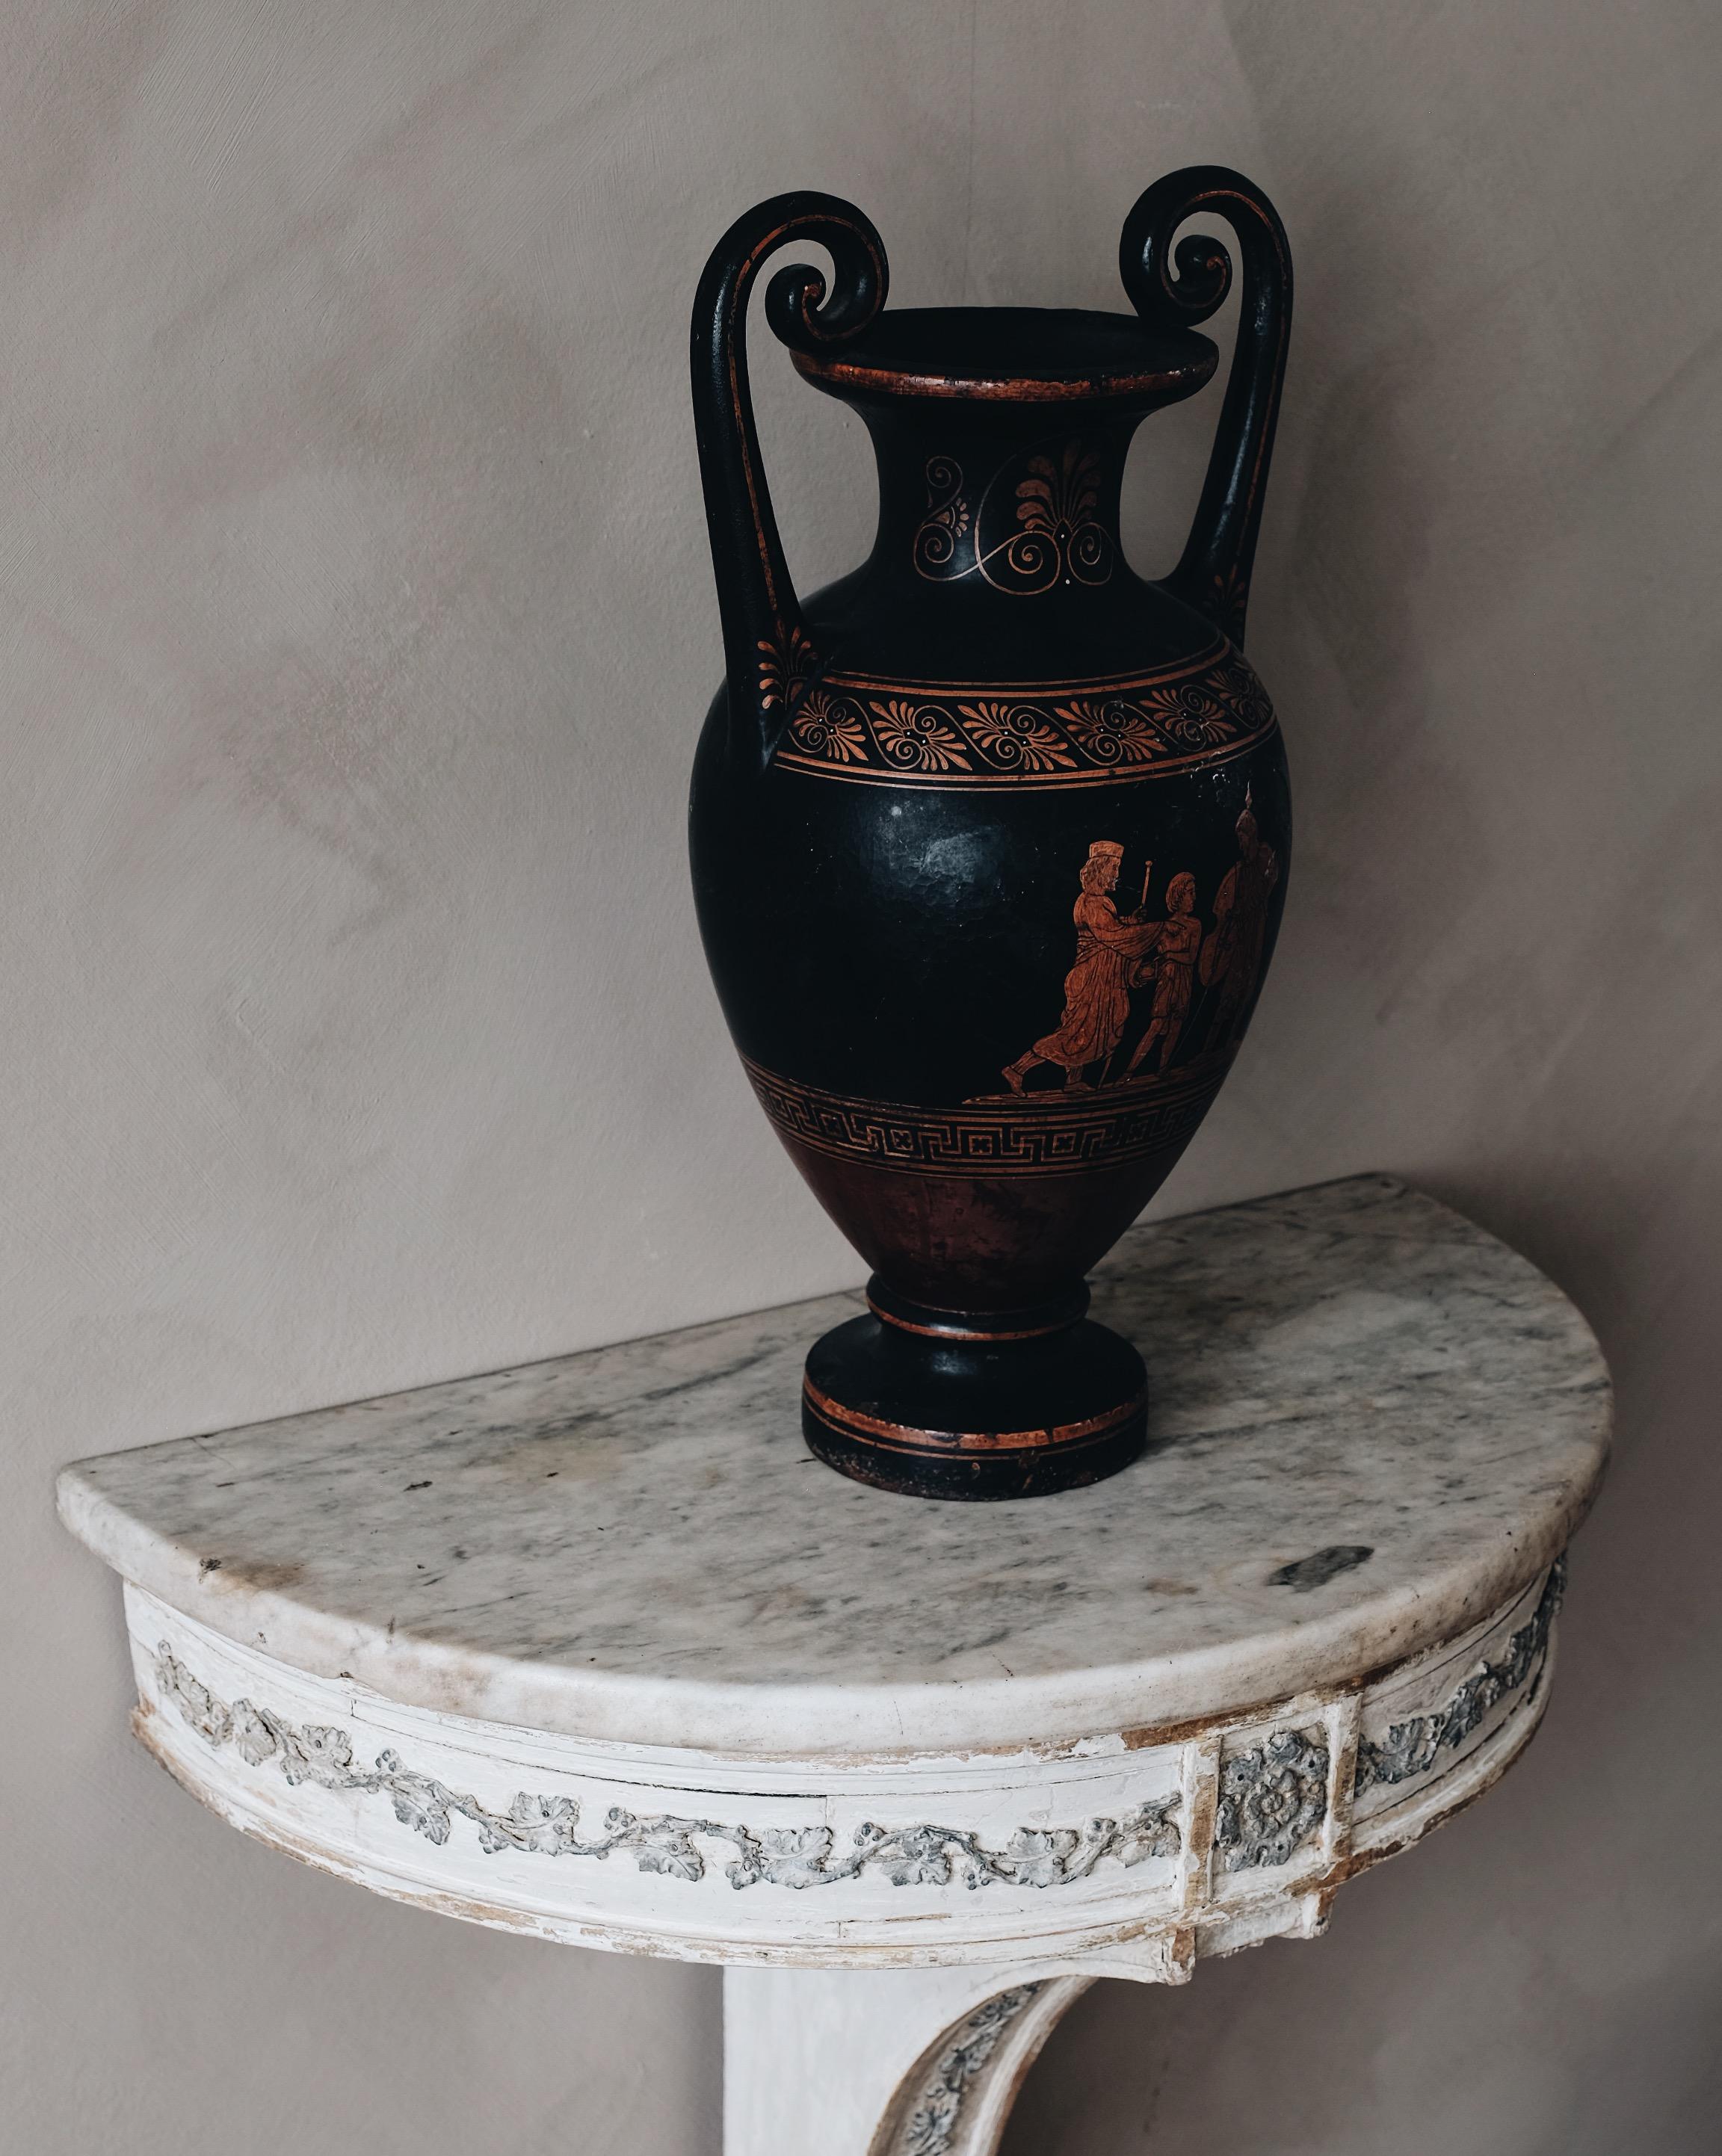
[803, 1377, 1144, 1457]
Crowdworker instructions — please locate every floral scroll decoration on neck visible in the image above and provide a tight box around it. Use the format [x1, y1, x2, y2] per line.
[914, 442, 1115, 594]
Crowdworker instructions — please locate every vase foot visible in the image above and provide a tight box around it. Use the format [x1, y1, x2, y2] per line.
[802, 1281, 1147, 1501]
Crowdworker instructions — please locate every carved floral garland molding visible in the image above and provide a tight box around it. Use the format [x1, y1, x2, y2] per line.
[894, 1986, 1045, 2156]
[1357, 1557, 1564, 1792]
[149, 1647, 1179, 1894]
[146, 1560, 1559, 1897]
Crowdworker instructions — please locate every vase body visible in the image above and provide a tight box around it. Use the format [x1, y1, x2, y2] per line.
[689, 176, 1294, 1498]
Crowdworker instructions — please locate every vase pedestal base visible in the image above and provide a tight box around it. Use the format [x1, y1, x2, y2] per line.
[801, 1279, 1147, 1501]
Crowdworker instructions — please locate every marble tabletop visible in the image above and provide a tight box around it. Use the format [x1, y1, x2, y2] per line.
[58, 1176, 1610, 1757]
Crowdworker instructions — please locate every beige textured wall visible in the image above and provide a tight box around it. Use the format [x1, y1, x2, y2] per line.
[5, 1, 1718, 2149]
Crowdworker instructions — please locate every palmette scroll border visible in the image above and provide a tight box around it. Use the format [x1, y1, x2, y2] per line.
[771, 645, 1277, 788]
[149, 1646, 1180, 1893]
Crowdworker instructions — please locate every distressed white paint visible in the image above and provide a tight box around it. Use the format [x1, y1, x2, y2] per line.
[724, 1966, 1093, 2156]
[120, 1560, 1562, 1975]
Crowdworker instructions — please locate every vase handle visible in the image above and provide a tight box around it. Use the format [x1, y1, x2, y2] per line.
[691, 193, 888, 770]
[1120, 168, 1292, 649]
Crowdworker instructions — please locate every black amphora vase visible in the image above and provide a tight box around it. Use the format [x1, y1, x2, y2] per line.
[689, 170, 1293, 1499]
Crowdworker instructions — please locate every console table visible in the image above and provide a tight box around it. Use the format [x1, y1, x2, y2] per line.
[58, 1176, 1609, 2154]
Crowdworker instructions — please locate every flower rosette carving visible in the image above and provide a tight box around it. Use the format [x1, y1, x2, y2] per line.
[786, 688, 869, 763]
[959, 699, 1077, 774]
[869, 697, 972, 773]
[1215, 1727, 1330, 1871]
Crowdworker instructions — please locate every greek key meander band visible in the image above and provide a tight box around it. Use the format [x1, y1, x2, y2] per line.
[802, 1376, 1147, 1459]
[770, 643, 1277, 789]
[743, 1055, 1229, 1177]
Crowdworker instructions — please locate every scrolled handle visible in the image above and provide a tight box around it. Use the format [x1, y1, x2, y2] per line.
[1120, 167, 1292, 648]
[691, 193, 888, 770]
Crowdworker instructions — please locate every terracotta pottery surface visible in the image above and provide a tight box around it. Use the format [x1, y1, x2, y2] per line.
[689, 170, 1294, 1498]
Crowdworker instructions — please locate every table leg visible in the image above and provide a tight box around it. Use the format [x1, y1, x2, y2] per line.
[723, 1963, 1092, 2155]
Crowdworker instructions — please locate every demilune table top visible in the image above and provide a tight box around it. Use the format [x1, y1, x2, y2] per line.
[58, 1175, 1611, 1758]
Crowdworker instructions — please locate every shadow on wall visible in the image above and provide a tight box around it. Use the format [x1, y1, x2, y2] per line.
[1258, 138, 1484, 1014]
[1002, 1865, 1722, 2155]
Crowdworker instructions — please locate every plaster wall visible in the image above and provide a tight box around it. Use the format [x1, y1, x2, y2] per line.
[3, 2, 1718, 2150]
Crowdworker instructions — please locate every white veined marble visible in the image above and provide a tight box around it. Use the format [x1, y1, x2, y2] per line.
[58, 1176, 1609, 1756]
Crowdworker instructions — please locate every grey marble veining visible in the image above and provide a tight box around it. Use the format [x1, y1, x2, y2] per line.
[58, 1177, 1611, 1753]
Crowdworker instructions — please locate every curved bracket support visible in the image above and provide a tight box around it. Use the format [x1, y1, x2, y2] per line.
[690, 192, 888, 771]
[1120, 167, 1293, 648]
[723, 1965, 1092, 2156]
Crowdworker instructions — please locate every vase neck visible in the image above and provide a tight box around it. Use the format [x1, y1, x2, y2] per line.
[859, 410, 1139, 605]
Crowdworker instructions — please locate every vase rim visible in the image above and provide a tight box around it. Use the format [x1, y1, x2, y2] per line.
[789, 304, 1216, 407]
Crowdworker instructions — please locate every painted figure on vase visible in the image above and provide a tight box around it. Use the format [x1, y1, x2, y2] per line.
[1125, 869, 1202, 1077]
[1002, 841, 1164, 1093]
[1200, 791, 1280, 1051]
[689, 170, 1296, 1495]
